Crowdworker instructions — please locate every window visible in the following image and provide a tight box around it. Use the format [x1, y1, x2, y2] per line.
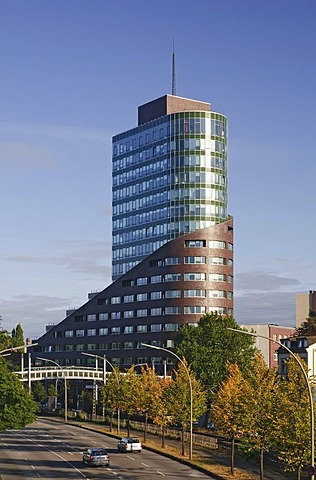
[184, 256, 206, 264]
[184, 306, 206, 314]
[65, 344, 74, 351]
[123, 342, 133, 349]
[111, 312, 121, 320]
[76, 344, 85, 351]
[74, 315, 84, 323]
[184, 272, 206, 281]
[65, 330, 73, 337]
[209, 290, 227, 298]
[151, 324, 162, 332]
[87, 329, 96, 336]
[184, 289, 206, 297]
[185, 240, 206, 247]
[110, 342, 120, 350]
[123, 295, 134, 303]
[164, 273, 181, 282]
[151, 275, 162, 284]
[137, 309, 147, 317]
[136, 293, 148, 301]
[151, 291, 162, 300]
[136, 277, 148, 286]
[124, 326, 133, 334]
[99, 313, 108, 321]
[76, 330, 85, 337]
[164, 257, 181, 265]
[209, 273, 226, 282]
[87, 314, 96, 322]
[111, 296, 121, 304]
[123, 310, 134, 318]
[99, 328, 108, 335]
[111, 327, 120, 334]
[210, 257, 226, 265]
[209, 240, 226, 249]
[150, 308, 162, 316]
[166, 340, 174, 348]
[136, 325, 148, 333]
[165, 290, 181, 298]
[165, 306, 180, 315]
[164, 323, 179, 332]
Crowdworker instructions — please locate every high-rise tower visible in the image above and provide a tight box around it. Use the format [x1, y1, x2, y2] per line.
[112, 95, 228, 280]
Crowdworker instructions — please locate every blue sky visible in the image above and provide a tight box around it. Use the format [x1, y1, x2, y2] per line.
[1, 0, 315, 339]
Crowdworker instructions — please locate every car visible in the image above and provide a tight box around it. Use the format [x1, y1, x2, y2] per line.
[117, 437, 142, 453]
[82, 447, 110, 466]
[207, 421, 218, 431]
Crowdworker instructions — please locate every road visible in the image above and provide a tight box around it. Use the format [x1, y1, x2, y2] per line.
[0, 418, 213, 480]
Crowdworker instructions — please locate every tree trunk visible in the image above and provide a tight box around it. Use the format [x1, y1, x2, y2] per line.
[127, 414, 130, 436]
[144, 413, 147, 442]
[260, 446, 264, 480]
[297, 465, 301, 480]
[230, 436, 235, 475]
[110, 411, 113, 432]
[161, 425, 165, 448]
[181, 424, 185, 456]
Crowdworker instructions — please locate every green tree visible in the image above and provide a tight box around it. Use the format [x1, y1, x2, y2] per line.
[0, 356, 38, 430]
[99, 369, 121, 431]
[11, 323, 24, 347]
[212, 362, 248, 475]
[32, 381, 47, 404]
[166, 359, 206, 456]
[119, 366, 142, 435]
[137, 365, 163, 441]
[175, 313, 257, 405]
[272, 357, 312, 480]
[295, 311, 316, 336]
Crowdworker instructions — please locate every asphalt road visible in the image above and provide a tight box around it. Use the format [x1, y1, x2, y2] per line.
[0, 418, 213, 480]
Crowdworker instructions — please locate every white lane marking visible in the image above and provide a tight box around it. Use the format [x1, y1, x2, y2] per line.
[141, 462, 150, 467]
[156, 471, 166, 476]
[126, 455, 135, 460]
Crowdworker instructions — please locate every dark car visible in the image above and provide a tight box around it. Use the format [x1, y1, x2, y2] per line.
[118, 437, 142, 453]
[82, 447, 110, 466]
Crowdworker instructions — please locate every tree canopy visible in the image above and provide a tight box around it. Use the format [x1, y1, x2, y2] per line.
[295, 311, 316, 336]
[0, 356, 38, 430]
[175, 313, 257, 403]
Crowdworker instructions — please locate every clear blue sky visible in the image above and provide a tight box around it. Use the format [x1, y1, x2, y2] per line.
[1, 0, 315, 339]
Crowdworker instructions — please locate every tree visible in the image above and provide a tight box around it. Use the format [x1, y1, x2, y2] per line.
[137, 365, 164, 441]
[212, 362, 248, 475]
[295, 311, 316, 336]
[166, 359, 206, 456]
[272, 357, 312, 480]
[175, 313, 257, 405]
[239, 355, 278, 480]
[0, 356, 38, 430]
[32, 381, 47, 404]
[11, 323, 24, 347]
[118, 366, 142, 436]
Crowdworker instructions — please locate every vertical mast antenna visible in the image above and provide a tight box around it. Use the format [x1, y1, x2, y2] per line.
[172, 37, 176, 96]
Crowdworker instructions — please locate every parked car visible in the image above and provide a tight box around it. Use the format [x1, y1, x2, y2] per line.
[82, 447, 110, 466]
[207, 422, 218, 431]
[117, 437, 142, 453]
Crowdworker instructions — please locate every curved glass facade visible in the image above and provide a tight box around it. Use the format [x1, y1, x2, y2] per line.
[112, 107, 228, 280]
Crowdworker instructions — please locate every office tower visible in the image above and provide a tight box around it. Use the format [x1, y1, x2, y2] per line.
[33, 94, 233, 374]
[112, 95, 228, 280]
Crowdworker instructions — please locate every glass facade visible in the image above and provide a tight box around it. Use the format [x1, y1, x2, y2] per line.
[112, 109, 228, 280]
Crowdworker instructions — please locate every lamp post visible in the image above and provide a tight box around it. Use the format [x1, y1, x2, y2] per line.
[227, 327, 315, 480]
[141, 343, 193, 460]
[82, 352, 120, 434]
[37, 357, 68, 423]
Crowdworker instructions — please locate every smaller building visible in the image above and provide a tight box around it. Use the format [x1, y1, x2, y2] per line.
[277, 335, 316, 379]
[240, 324, 295, 368]
[296, 290, 316, 329]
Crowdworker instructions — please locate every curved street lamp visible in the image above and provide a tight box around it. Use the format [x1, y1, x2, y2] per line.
[227, 327, 314, 480]
[82, 352, 121, 434]
[141, 343, 193, 460]
[37, 357, 68, 423]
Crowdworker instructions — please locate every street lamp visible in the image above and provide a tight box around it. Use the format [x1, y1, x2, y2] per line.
[37, 357, 68, 423]
[81, 352, 121, 434]
[227, 327, 315, 480]
[141, 343, 193, 460]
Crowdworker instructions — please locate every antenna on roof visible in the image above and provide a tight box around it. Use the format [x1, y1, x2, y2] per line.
[172, 37, 176, 96]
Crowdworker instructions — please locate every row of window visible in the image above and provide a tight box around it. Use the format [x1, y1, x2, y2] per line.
[55, 322, 180, 339]
[44, 339, 174, 353]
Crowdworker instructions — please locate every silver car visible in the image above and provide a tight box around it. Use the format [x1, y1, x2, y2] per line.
[82, 447, 110, 466]
[118, 437, 142, 453]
